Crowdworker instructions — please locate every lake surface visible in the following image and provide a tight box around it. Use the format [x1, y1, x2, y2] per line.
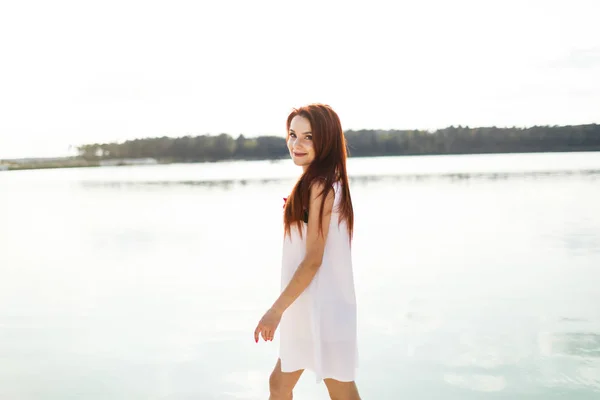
[1, 152, 600, 399]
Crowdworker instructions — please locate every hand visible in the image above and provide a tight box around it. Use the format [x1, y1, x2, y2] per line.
[254, 308, 282, 343]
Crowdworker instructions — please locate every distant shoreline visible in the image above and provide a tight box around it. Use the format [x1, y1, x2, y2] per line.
[3, 123, 599, 171]
[2, 148, 600, 172]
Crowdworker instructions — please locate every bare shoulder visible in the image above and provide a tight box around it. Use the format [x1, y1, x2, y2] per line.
[304, 179, 336, 260]
[309, 179, 335, 209]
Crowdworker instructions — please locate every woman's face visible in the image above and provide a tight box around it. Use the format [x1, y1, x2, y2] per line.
[287, 115, 315, 170]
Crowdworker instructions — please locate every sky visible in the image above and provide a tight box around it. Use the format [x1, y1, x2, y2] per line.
[0, 0, 599, 159]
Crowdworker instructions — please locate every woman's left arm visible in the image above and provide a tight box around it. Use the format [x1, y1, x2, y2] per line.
[254, 181, 334, 343]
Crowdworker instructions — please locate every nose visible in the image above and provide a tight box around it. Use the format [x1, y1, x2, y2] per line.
[291, 139, 303, 150]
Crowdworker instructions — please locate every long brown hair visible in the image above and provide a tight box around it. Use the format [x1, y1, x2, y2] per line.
[283, 103, 354, 239]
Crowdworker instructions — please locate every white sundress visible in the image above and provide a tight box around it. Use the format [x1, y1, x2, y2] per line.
[278, 181, 358, 383]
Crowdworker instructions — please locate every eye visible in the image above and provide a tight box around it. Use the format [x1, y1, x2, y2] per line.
[305, 135, 313, 140]
[289, 132, 296, 138]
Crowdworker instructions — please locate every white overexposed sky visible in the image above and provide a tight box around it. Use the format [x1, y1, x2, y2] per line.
[0, 0, 598, 159]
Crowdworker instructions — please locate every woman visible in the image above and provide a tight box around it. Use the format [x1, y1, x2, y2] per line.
[254, 104, 361, 400]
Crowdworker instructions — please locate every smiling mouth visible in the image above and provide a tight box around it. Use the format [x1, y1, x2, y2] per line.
[293, 152, 307, 157]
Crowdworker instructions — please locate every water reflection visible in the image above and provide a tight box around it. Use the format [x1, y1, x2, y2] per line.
[537, 331, 600, 392]
[540, 332, 600, 359]
[76, 169, 600, 190]
[443, 373, 507, 392]
[563, 231, 600, 255]
[438, 330, 600, 393]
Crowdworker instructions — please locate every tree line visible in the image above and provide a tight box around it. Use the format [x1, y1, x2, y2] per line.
[77, 124, 600, 162]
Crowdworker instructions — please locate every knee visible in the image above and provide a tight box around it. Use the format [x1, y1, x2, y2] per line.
[269, 372, 292, 399]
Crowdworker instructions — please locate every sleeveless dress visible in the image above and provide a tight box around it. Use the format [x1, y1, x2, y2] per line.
[278, 181, 358, 383]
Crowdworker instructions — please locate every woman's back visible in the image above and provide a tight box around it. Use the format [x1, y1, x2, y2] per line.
[279, 181, 358, 382]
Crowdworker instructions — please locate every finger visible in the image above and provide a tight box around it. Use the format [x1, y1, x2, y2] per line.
[254, 326, 260, 343]
[265, 329, 273, 341]
[261, 329, 267, 341]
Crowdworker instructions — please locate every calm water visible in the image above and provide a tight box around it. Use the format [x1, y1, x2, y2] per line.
[1, 152, 600, 399]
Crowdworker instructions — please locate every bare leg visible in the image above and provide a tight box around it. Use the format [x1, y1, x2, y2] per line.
[323, 378, 361, 400]
[269, 358, 304, 400]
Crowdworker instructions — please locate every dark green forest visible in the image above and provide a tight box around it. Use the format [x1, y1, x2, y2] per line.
[77, 124, 600, 162]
